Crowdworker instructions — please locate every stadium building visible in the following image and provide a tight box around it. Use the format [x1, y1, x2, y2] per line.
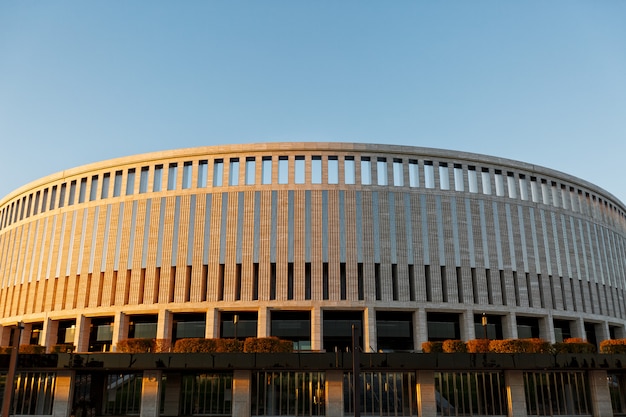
[1, 142, 625, 417]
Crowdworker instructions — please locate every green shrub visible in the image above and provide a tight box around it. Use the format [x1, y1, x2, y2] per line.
[466, 339, 490, 353]
[600, 339, 626, 354]
[243, 337, 293, 353]
[421, 341, 444, 353]
[442, 339, 467, 353]
[117, 338, 155, 353]
[19, 344, 45, 354]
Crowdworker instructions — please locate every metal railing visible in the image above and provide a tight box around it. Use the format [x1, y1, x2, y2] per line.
[434, 371, 506, 416]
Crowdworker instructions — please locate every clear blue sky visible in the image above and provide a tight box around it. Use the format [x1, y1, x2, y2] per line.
[1, 1, 625, 203]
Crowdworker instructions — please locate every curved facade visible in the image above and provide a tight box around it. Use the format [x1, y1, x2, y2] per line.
[1, 142, 626, 352]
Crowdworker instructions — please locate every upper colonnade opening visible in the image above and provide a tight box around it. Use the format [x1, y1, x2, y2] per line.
[1, 143, 625, 231]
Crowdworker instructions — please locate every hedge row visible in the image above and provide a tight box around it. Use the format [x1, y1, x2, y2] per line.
[423, 338, 595, 354]
[172, 337, 293, 353]
[599, 339, 626, 354]
[113, 337, 294, 353]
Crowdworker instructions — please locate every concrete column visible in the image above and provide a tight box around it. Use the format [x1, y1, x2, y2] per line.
[157, 310, 173, 341]
[75, 315, 90, 352]
[0, 326, 11, 346]
[257, 307, 269, 338]
[541, 314, 555, 343]
[325, 370, 344, 417]
[597, 322, 611, 345]
[21, 322, 32, 345]
[161, 373, 181, 416]
[311, 307, 321, 351]
[232, 370, 251, 417]
[505, 370, 527, 417]
[416, 370, 436, 417]
[206, 308, 218, 338]
[415, 309, 428, 350]
[508, 312, 519, 339]
[43, 319, 59, 352]
[574, 317, 586, 340]
[52, 371, 74, 417]
[363, 307, 376, 352]
[112, 311, 128, 350]
[589, 370, 614, 417]
[461, 311, 475, 341]
[501, 312, 516, 339]
[140, 370, 162, 417]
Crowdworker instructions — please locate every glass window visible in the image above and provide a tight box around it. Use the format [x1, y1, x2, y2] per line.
[113, 171, 123, 197]
[424, 161, 435, 189]
[33, 191, 40, 215]
[168, 163, 178, 190]
[101, 173, 110, 199]
[570, 188, 579, 212]
[312, 156, 322, 184]
[59, 183, 66, 208]
[393, 158, 403, 187]
[541, 180, 550, 205]
[507, 172, 517, 199]
[278, 156, 288, 184]
[481, 168, 491, 195]
[68, 181, 77, 205]
[126, 168, 136, 195]
[90, 176, 99, 201]
[519, 174, 528, 201]
[561, 185, 569, 209]
[295, 156, 305, 184]
[494, 170, 504, 196]
[551, 182, 560, 208]
[230, 158, 240, 186]
[153, 165, 163, 192]
[439, 163, 449, 190]
[360, 157, 372, 185]
[468, 166, 478, 193]
[48, 186, 57, 210]
[78, 178, 87, 203]
[182, 162, 193, 189]
[453, 164, 464, 192]
[213, 159, 224, 186]
[409, 160, 419, 187]
[198, 160, 208, 187]
[530, 177, 540, 202]
[41, 188, 49, 212]
[139, 167, 149, 193]
[377, 157, 387, 185]
[328, 156, 339, 184]
[245, 157, 256, 185]
[344, 156, 355, 185]
[262, 157, 272, 184]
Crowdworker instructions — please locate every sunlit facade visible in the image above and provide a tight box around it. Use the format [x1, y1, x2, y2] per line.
[1, 142, 626, 417]
[1, 142, 626, 352]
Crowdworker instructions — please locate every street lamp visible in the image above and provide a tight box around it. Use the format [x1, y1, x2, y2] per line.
[481, 313, 488, 340]
[233, 314, 239, 340]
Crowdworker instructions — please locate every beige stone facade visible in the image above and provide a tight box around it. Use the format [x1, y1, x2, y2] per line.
[0, 142, 625, 351]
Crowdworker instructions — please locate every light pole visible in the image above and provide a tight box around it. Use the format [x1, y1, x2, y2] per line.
[2, 321, 24, 417]
[351, 324, 360, 417]
[233, 314, 239, 340]
[481, 313, 488, 340]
